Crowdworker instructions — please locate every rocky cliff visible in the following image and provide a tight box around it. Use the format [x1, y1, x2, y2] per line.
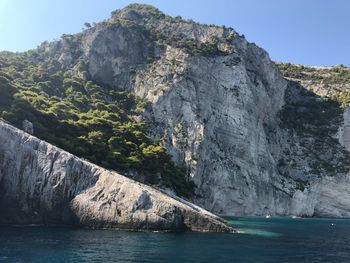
[2, 4, 350, 218]
[0, 120, 233, 232]
[80, 4, 291, 215]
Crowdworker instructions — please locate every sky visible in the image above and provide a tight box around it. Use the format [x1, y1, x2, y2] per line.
[0, 0, 349, 66]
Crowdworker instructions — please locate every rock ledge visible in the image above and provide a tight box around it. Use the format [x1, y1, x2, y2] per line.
[0, 121, 234, 232]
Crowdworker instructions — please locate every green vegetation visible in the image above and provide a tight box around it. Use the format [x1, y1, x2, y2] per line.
[0, 51, 195, 198]
[111, 4, 166, 20]
[278, 63, 350, 85]
[278, 63, 350, 108]
[330, 90, 350, 108]
[277, 63, 308, 79]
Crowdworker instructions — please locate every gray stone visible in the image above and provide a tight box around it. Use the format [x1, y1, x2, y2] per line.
[0, 120, 234, 232]
[22, 120, 34, 135]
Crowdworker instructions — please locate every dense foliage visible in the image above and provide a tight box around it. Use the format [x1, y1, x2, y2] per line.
[278, 63, 350, 107]
[277, 63, 350, 84]
[0, 51, 195, 197]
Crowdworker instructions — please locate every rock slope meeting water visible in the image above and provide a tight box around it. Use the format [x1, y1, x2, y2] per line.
[1, 4, 350, 218]
[0, 120, 233, 232]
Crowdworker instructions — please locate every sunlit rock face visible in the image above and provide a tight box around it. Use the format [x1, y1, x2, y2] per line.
[6, 4, 350, 217]
[0, 121, 234, 232]
[79, 4, 294, 215]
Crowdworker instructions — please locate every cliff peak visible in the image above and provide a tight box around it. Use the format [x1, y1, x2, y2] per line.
[111, 3, 166, 20]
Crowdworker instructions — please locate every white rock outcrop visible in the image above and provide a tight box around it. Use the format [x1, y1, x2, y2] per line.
[0, 120, 234, 232]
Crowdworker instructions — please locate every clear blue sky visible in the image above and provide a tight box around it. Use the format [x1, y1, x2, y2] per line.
[0, 0, 349, 66]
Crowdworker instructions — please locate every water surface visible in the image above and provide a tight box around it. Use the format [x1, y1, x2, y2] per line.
[0, 217, 349, 262]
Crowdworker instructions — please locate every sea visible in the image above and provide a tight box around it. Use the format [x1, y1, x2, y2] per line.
[0, 217, 349, 263]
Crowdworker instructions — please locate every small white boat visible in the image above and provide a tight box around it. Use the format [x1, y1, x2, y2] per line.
[265, 215, 271, 219]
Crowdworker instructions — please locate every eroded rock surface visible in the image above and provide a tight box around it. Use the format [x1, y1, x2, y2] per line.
[0, 120, 233, 232]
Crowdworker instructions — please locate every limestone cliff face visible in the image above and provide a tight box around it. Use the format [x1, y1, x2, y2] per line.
[0, 120, 233, 232]
[6, 4, 350, 217]
[135, 39, 291, 215]
[81, 4, 292, 215]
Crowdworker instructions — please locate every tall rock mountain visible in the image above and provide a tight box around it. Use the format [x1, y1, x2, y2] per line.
[2, 4, 350, 217]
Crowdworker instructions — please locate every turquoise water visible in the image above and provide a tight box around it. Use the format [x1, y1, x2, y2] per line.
[1, 217, 350, 262]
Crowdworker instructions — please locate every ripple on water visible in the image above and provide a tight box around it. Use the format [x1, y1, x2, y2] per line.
[2, 218, 350, 263]
[227, 217, 282, 237]
[238, 228, 281, 237]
